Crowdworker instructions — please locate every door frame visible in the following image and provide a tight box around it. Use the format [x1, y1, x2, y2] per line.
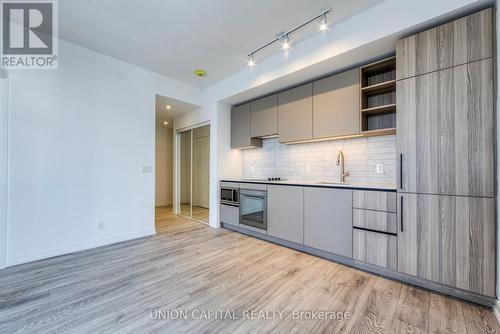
[0, 76, 8, 269]
[174, 121, 210, 224]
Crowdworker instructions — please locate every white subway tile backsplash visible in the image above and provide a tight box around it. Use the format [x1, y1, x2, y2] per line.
[242, 135, 396, 184]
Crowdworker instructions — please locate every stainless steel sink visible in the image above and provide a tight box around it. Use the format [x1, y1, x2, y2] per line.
[315, 181, 350, 185]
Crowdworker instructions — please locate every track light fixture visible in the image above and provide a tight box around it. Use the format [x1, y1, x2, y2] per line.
[247, 9, 330, 67]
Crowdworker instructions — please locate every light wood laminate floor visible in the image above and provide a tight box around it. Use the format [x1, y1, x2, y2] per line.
[0, 207, 498, 333]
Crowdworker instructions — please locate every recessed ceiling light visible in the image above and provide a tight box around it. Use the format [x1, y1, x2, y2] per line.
[194, 69, 206, 77]
[165, 105, 171, 110]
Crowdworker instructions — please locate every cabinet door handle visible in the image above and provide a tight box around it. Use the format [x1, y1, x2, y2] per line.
[399, 154, 403, 189]
[400, 196, 404, 232]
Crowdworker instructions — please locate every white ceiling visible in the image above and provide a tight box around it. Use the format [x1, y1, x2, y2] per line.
[155, 95, 200, 128]
[59, 0, 386, 88]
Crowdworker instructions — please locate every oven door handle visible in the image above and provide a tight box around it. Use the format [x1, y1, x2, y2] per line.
[240, 194, 266, 200]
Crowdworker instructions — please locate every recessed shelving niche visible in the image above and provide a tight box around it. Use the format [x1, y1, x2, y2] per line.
[360, 57, 396, 134]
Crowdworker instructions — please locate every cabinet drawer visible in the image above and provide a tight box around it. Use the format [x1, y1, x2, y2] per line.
[221, 182, 239, 188]
[239, 183, 267, 191]
[353, 209, 397, 234]
[220, 204, 239, 226]
[353, 190, 396, 212]
[353, 229, 397, 270]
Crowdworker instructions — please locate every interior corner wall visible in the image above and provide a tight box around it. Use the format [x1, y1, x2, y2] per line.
[0, 77, 8, 270]
[155, 125, 173, 207]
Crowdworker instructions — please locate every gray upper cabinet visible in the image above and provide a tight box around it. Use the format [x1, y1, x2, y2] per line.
[313, 68, 360, 138]
[278, 83, 313, 143]
[397, 193, 495, 297]
[397, 58, 494, 197]
[304, 187, 352, 257]
[231, 103, 262, 149]
[396, 8, 492, 80]
[267, 185, 303, 244]
[250, 94, 278, 138]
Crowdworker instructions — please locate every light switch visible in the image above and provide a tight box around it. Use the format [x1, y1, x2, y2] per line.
[142, 165, 153, 173]
[376, 164, 384, 174]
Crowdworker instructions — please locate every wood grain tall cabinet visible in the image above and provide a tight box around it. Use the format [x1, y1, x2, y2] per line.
[395, 8, 495, 297]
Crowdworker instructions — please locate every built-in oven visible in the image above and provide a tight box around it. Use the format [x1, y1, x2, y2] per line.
[239, 188, 267, 230]
[221, 187, 239, 206]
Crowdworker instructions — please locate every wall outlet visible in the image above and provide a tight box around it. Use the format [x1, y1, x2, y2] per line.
[305, 164, 312, 175]
[98, 222, 104, 231]
[376, 163, 384, 174]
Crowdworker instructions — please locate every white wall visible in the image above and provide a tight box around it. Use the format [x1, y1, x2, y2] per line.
[0, 76, 8, 269]
[155, 125, 173, 206]
[5, 38, 201, 266]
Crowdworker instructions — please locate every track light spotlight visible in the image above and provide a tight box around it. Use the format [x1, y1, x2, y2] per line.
[281, 34, 290, 50]
[319, 13, 328, 31]
[248, 54, 255, 67]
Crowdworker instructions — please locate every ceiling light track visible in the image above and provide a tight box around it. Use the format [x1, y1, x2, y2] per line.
[248, 8, 330, 66]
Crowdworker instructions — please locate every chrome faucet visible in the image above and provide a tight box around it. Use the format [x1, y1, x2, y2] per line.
[336, 150, 349, 182]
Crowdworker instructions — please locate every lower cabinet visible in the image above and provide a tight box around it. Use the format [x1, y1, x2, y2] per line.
[220, 204, 239, 226]
[304, 187, 352, 257]
[397, 193, 496, 297]
[267, 185, 304, 244]
[353, 229, 397, 270]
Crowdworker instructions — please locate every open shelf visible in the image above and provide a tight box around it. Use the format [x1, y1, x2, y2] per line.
[361, 128, 396, 137]
[360, 57, 396, 132]
[361, 80, 396, 95]
[361, 103, 396, 115]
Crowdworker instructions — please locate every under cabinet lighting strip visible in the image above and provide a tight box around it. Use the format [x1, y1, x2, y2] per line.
[248, 9, 331, 58]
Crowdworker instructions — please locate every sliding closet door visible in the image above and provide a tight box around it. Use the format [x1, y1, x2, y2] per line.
[192, 125, 210, 223]
[179, 130, 192, 217]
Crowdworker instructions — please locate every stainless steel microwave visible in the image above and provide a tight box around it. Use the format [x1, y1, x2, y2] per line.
[220, 187, 239, 206]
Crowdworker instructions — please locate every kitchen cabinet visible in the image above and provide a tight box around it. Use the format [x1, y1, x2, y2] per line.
[250, 94, 278, 138]
[352, 209, 397, 234]
[396, 8, 492, 80]
[397, 193, 495, 297]
[304, 187, 352, 257]
[352, 190, 397, 213]
[231, 103, 262, 149]
[397, 58, 494, 197]
[313, 68, 359, 138]
[278, 83, 313, 143]
[267, 185, 303, 244]
[353, 229, 396, 270]
[220, 204, 239, 226]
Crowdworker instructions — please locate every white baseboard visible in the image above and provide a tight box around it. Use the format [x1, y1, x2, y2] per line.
[6, 228, 156, 267]
[155, 202, 172, 207]
[494, 299, 500, 326]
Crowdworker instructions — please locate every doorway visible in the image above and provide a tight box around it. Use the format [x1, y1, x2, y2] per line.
[178, 124, 210, 224]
